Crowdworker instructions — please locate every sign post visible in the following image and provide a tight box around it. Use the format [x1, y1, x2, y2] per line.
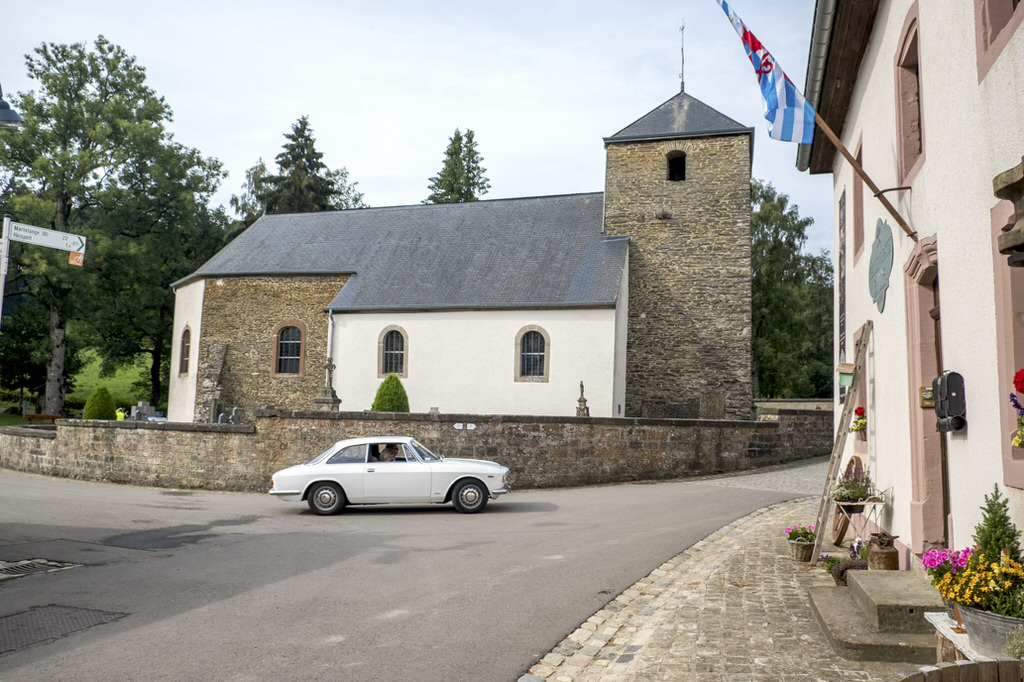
[0, 215, 87, 331]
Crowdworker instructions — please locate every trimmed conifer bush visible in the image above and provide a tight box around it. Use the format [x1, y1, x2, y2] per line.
[371, 373, 410, 412]
[83, 385, 117, 420]
[974, 484, 1022, 563]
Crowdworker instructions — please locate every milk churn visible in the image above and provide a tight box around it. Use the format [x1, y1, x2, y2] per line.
[868, 531, 899, 570]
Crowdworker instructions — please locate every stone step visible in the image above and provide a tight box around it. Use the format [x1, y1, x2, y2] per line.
[847, 570, 945, 633]
[809, 585, 937, 663]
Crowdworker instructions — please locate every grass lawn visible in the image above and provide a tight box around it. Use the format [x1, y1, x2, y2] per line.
[67, 350, 148, 403]
[66, 351, 149, 408]
[2, 352, 152, 417]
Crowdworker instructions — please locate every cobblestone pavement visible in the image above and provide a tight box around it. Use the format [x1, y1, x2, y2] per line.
[520, 459, 920, 682]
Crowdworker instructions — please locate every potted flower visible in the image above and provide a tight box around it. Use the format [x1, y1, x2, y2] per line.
[849, 406, 867, 440]
[785, 524, 815, 562]
[921, 546, 974, 587]
[922, 546, 974, 616]
[931, 486, 1024, 656]
[936, 550, 1024, 656]
[1010, 369, 1024, 447]
[832, 469, 873, 513]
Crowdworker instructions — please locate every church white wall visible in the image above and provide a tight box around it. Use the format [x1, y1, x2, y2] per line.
[331, 308, 618, 417]
[830, 0, 1024, 550]
[167, 280, 205, 422]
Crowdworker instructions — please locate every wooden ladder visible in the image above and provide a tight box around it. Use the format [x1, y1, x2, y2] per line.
[811, 320, 873, 562]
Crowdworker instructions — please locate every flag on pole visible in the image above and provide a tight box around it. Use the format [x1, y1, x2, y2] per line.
[714, 0, 815, 144]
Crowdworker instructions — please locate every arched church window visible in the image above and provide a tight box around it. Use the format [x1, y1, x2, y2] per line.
[179, 327, 191, 375]
[515, 326, 549, 382]
[378, 326, 408, 377]
[276, 326, 302, 374]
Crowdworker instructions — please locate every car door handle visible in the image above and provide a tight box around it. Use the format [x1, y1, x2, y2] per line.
[367, 467, 376, 473]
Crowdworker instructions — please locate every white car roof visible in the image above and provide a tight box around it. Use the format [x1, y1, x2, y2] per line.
[333, 436, 415, 448]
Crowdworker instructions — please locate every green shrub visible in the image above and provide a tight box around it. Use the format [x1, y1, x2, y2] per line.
[83, 386, 117, 420]
[1006, 624, 1024, 658]
[371, 374, 410, 412]
[821, 553, 844, 573]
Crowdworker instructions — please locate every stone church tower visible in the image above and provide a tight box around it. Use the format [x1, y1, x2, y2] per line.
[603, 91, 754, 419]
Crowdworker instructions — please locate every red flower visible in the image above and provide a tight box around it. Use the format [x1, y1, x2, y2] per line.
[855, 406, 866, 417]
[1014, 368, 1024, 394]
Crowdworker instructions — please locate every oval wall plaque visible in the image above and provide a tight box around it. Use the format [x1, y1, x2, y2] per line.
[869, 219, 894, 313]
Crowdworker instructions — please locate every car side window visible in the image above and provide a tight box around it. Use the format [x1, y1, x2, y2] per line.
[327, 445, 366, 464]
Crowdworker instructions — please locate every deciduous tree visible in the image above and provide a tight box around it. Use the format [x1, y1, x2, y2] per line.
[0, 36, 229, 412]
[751, 179, 833, 398]
[0, 37, 176, 413]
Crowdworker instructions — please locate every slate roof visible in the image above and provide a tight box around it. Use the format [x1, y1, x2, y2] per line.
[605, 92, 752, 143]
[177, 193, 628, 312]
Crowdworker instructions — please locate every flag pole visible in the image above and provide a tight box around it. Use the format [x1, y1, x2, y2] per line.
[813, 111, 917, 243]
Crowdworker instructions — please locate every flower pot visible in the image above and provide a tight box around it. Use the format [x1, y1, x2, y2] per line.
[855, 430, 867, 441]
[835, 501, 865, 514]
[958, 605, 1024, 657]
[788, 540, 814, 562]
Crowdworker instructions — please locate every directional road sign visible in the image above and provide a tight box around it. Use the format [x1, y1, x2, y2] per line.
[9, 221, 87, 254]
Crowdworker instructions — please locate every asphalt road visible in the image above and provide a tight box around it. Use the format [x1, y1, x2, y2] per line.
[0, 461, 825, 681]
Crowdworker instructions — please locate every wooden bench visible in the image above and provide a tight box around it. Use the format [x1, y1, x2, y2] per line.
[23, 413, 60, 424]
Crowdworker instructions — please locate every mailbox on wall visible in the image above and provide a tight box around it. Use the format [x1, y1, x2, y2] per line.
[932, 371, 967, 433]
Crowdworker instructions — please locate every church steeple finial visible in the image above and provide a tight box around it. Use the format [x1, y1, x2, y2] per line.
[680, 20, 685, 93]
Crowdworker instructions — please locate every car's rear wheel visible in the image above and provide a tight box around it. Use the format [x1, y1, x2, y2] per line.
[452, 479, 488, 514]
[307, 482, 345, 515]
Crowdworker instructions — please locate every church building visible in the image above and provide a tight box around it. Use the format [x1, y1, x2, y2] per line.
[168, 90, 754, 422]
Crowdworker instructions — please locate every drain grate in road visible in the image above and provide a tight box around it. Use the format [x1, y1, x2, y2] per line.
[0, 605, 127, 655]
[0, 559, 77, 581]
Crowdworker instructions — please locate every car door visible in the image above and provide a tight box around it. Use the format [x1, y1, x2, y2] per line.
[322, 444, 366, 502]
[362, 443, 432, 502]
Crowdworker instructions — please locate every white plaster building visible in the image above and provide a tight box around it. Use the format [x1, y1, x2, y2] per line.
[798, 0, 1024, 559]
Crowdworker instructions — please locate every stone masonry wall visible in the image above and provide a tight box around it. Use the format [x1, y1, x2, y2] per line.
[0, 408, 831, 493]
[604, 134, 753, 420]
[196, 275, 349, 422]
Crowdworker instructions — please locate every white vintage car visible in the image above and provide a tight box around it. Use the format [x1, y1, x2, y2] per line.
[269, 436, 511, 515]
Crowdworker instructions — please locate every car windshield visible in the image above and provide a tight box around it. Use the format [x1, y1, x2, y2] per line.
[307, 443, 340, 465]
[411, 440, 443, 462]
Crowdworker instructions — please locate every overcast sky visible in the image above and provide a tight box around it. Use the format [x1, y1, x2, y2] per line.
[3, 0, 834, 254]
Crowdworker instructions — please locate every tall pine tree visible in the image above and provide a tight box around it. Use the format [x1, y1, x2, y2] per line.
[259, 116, 366, 215]
[424, 128, 490, 203]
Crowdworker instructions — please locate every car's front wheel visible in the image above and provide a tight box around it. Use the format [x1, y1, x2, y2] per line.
[307, 482, 345, 515]
[451, 479, 488, 513]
